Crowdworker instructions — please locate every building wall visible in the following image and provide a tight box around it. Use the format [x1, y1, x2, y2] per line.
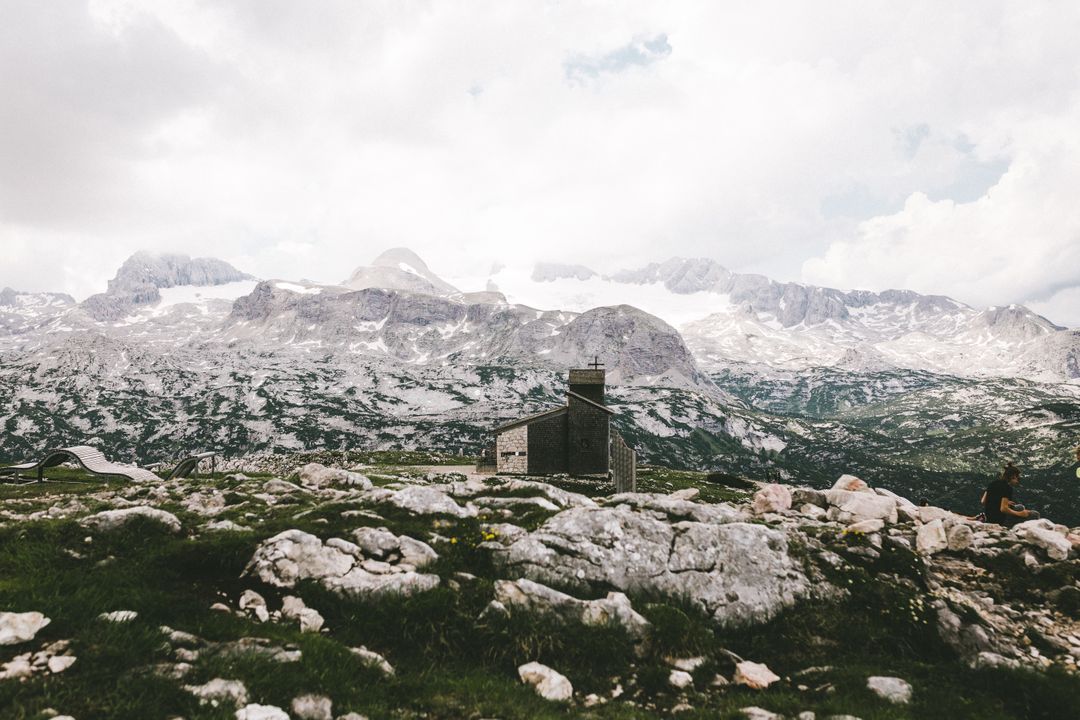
[527, 412, 568, 474]
[567, 396, 610, 475]
[496, 425, 528, 474]
[569, 369, 605, 404]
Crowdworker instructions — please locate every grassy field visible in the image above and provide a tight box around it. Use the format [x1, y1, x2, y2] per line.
[2, 462, 1079, 719]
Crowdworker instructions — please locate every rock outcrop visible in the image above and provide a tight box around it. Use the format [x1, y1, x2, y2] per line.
[245, 529, 440, 598]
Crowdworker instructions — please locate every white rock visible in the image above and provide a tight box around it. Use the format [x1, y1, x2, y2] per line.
[866, 675, 912, 704]
[947, 524, 974, 552]
[282, 596, 325, 633]
[1014, 519, 1071, 561]
[825, 489, 898, 524]
[336, 714, 369, 720]
[350, 646, 395, 676]
[740, 707, 782, 720]
[916, 506, 951, 524]
[206, 520, 252, 533]
[245, 529, 440, 598]
[916, 519, 948, 555]
[368, 485, 477, 518]
[47, 655, 77, 673]
[800, 504, 828, 521]
[298, 463, 372, 490]
[81, 506, 182, 533]
[832, 474, 870, 492]
[185, 678, 249, 708]
[0, 611, 51, 645]
[670, 656, 706, 672]
[518, 661, 573, 702]
[847, 518, 884, 534]
[752, 484, 792, 515]
[495, 508, 808, 628]
[98, 610, 138, 623]
[235, 704, 290, 720]
[291, 693, 333, 720]
[494, 578, 651, 640]
[0, 654, 34, 680]
[263, 479, 303, 494]
[182, 491, 227, 516]
[239, 590, 270, 622]
[669, 669, 694, 689]
[734, 661, 780, 689]
[670, 488, 699, 501]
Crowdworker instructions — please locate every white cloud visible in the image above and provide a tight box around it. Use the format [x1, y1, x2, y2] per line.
[803, 99, 1080, 324]
[1, 0, 1079, 318]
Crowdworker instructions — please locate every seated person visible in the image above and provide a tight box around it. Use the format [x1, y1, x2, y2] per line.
[981, 462, 1037, 527]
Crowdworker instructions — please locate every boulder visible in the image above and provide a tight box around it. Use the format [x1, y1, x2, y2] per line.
[917, 520, 948, 555]
[493, 578, 651, 640]
[81, 506, 182, 533]
[235, 704, 290, 720]
[245, 529, 440, 598]
[0, 611, 50, 646]
[832, 475, 870, 492]
[239, 590, 269, 622]
[366, 485, 477, 518]
[947, 524, 974, 552]
[752, 484, 792, 515]
[182, 491, 227, 516]
[98, 610, 138, 623]
[800, 504, 828, 521]
[847, 518, 884, 534]
[185, 678, 249, 708]
[734, 661, 780, 689]
[291, 694, 333, 720]
[493, 505, 808, 627]
[1013, 519, 1071, 561]
[741, 709, 782, 720]
[518, 661, 573, 702]
[351, 527, 438, 568]
[298, 463, 372, 490]
[47, 654, 77, 673]
[263, 479, 303, 494]
[281, 596, 325, 633]
[824, 490, 898, 524]
[791, 488, 828, 509]
[669, 669, 694, 689]
[350, 646, 395, 676]
[866, 675, 912, 704]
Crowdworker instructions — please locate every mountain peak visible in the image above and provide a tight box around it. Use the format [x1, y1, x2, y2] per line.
[342, 248, 459, 296]
[81, 251, 254, 321]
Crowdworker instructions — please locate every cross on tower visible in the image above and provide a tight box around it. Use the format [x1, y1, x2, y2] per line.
[588, 356, 604, 370]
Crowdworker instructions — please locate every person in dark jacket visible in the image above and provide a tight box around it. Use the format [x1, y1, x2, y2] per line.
[981, 462, 1038, 527]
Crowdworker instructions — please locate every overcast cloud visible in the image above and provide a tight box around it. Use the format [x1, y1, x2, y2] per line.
[1, 1, 1079, 325]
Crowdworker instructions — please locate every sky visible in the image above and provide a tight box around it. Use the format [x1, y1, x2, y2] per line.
[1, 1, 1079, 326]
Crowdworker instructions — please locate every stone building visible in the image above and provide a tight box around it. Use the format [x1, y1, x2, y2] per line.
[492, 366, 636, 489]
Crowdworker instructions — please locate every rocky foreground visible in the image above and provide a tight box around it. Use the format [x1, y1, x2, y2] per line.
[2, 458, 1080, 719]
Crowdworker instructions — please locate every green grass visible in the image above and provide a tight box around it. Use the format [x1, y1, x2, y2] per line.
[3, 464, 1080, 719]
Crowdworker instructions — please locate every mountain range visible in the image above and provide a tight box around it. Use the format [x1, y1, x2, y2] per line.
[1, 248, 1077, 521]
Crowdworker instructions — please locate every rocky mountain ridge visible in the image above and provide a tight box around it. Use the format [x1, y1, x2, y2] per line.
[80, 252, 253, 322]
[524, 256, 1078, 382]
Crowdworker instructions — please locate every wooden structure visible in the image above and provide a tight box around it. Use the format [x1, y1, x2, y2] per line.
[0, 445, 161, 483]
[492, 362, 636, 489]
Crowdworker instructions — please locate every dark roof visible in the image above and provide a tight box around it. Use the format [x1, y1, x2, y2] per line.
[493, 405, 568, 433]
[567, 391, 614, 414]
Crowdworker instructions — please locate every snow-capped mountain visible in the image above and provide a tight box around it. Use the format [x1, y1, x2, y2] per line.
[2, 248, 1078, 522]
[342, 247, 460, 296]
[500, 257, 1079, 382]
[80, 251, 254, 321]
